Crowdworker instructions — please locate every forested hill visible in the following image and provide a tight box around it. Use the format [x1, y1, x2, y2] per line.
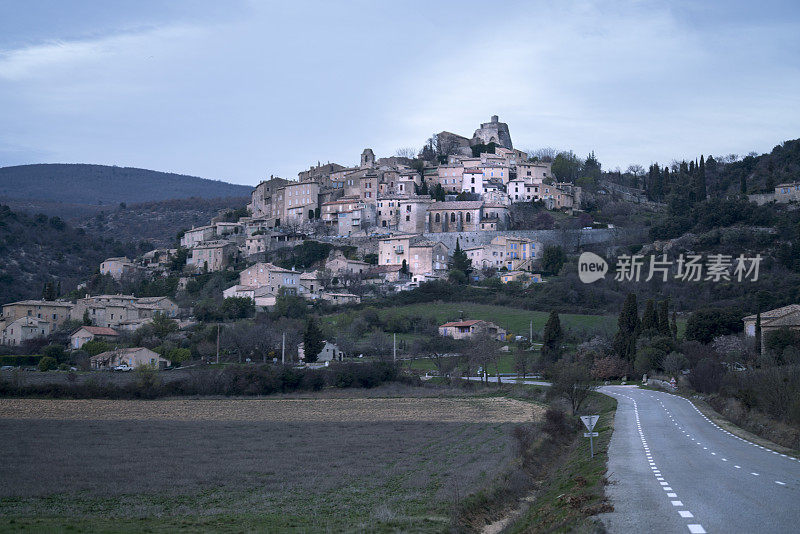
[0, 205, 139, 305]
[0, 164, 252, 205]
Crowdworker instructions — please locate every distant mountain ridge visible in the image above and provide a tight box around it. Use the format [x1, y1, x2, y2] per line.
[0, 163, 253, 205]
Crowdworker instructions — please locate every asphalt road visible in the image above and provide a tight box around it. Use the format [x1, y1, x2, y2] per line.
[600, 386, 800, 533]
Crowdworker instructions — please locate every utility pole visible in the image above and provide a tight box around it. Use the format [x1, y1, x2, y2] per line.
[529, 319, 532, 343]
[393, 333, 397, 362]
[282, 332, 285, 364]
[216, 323, 220, 364]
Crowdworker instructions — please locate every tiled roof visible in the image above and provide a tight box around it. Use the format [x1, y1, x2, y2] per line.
[440, 320, 483, 327]
[76, 326, 119, 336]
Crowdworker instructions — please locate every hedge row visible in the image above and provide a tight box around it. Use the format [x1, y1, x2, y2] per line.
[0, 355, 41, 367]
[0, 361, 412, 399]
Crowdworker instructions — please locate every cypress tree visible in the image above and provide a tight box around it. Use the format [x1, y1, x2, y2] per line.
[657, 300, 670, 335]
[754, 311, 762, 355]
[641, 299, 658, 333]
[614, 293, 640, 360]
[697, 155, 707, 201]
[303, 317, 325, 363]
[541, 311, 563, 364]
[740, 174, 747, 195]
[450, 238, 472, 275]
[670, 311, 678, 339]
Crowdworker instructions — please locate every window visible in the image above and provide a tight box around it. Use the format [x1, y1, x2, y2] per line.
[435, 213, 440, 222]
[466, 213, 471, 222]
[450, 213, 456, 223]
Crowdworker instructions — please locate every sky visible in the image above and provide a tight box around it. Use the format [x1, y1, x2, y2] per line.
[1, 0, 799, 186]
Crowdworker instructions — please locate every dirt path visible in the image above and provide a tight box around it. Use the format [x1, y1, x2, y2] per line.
[0, 397, 542, 423]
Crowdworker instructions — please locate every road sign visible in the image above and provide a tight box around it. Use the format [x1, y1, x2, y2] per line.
[670, 377, 677, 388]
[581, 415, 599, 431]
[584, 432, 599, 437]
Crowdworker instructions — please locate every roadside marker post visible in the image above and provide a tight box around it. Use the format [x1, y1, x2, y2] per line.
[581, 415, 600, 458]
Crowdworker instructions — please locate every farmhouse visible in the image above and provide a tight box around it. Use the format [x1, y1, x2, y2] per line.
[90, 347, 170, 370]
[70, 326, 119, 350]
[438, 320, 507, 341]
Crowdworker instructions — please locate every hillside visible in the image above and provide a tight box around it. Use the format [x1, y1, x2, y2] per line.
[707, 138, 800, 196]
[0, 205, 139, 305]
[76, 197, 249, 247]
[0, 164, 252, 205]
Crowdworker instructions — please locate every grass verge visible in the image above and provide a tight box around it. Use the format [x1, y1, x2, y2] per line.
[504, 390, 617, 533]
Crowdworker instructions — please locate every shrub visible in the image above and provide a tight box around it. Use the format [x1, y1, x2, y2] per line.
[42, 344, 66, 363]
[38, 356, 58, 372]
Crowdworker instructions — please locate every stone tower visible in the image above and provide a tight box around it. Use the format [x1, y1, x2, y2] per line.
[472, 115, 513, 149]
[360, 148, 376, 168]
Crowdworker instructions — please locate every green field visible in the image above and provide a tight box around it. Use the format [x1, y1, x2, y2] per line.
[328, 302, 620, 339]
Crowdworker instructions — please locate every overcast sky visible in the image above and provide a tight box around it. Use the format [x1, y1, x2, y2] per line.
[1, 0, 798, 186]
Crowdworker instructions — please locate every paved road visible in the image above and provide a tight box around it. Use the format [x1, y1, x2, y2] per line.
[465, 376, 551, 387]
[600, 386, 800, 533]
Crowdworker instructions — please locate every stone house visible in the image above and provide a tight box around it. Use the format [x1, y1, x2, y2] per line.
[500, 271, 542, 286]
[248, 177, 290, 220]
[2, 300, 75, 329]
[377, 235, 448, 279]
[187, 241, 238, 272]
[298, 340, 344, 362]
[438, 319, 507, 341]
[437, 165, 465, 193]
[100, 257, 139, 280]
[321, 197, 364, 225]
[1, 317, 52, 346]
[321, 292, 361, 305]
[70, 326, 119, 350]
[90, 347, 169, 370]
[180, 225, 216, 248]
[743, 305, 800, 352]
[282, 181, 320, 223]
[299, 270, 325, 300]
[239, 262, 300, 294]
[70, 295, 178, 329]
[325, 251, 371, 276]
[397, 197, 434, 234]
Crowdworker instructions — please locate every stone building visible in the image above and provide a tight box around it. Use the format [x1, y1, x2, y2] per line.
[1, 317, 52, 346]
[187, 241, 238, 272]
[1, 300, 75, 329]
[100, 257, 138, 280]
[238, 262, 300, 294]
[426, 201, 483, 233]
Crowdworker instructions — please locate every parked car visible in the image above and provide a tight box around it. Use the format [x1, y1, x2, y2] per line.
[113, 364, 133, 372]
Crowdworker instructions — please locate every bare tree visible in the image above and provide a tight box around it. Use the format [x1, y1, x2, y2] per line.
[395, 147, 417, 159]
[528, 147, 558, 162]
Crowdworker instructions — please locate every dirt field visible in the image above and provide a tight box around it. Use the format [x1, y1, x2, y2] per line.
[0, 396, 537, 422]
[0, 394, 541, 533]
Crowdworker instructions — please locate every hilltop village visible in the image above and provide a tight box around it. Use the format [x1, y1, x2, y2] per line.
[0, 116, 600, 354]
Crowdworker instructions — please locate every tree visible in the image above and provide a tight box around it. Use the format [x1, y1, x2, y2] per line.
[82, 310, 92, 326]
[641, 299, 658, 333]
[514, 346, 535, 378]
[431, 183, 446, 202]
[663, 352, 689, 376]
[450, 238, 472, 277]
[540, 245, 566, 275]
[81, 339, 110, 356]
[541, 311, 563, 364]
[303, 317, 325, 363]
[42, 344, 66, 363]
[550, 360, 596, 414]
[657, 300, 671, 336]
[671, 311, 678, 339]
[150, 312, 179, 338]
[685, 308, 743, 344]
[38, 356, 58, 372]
[614, 293, 640, 361]
[754, 311, 762, 354]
